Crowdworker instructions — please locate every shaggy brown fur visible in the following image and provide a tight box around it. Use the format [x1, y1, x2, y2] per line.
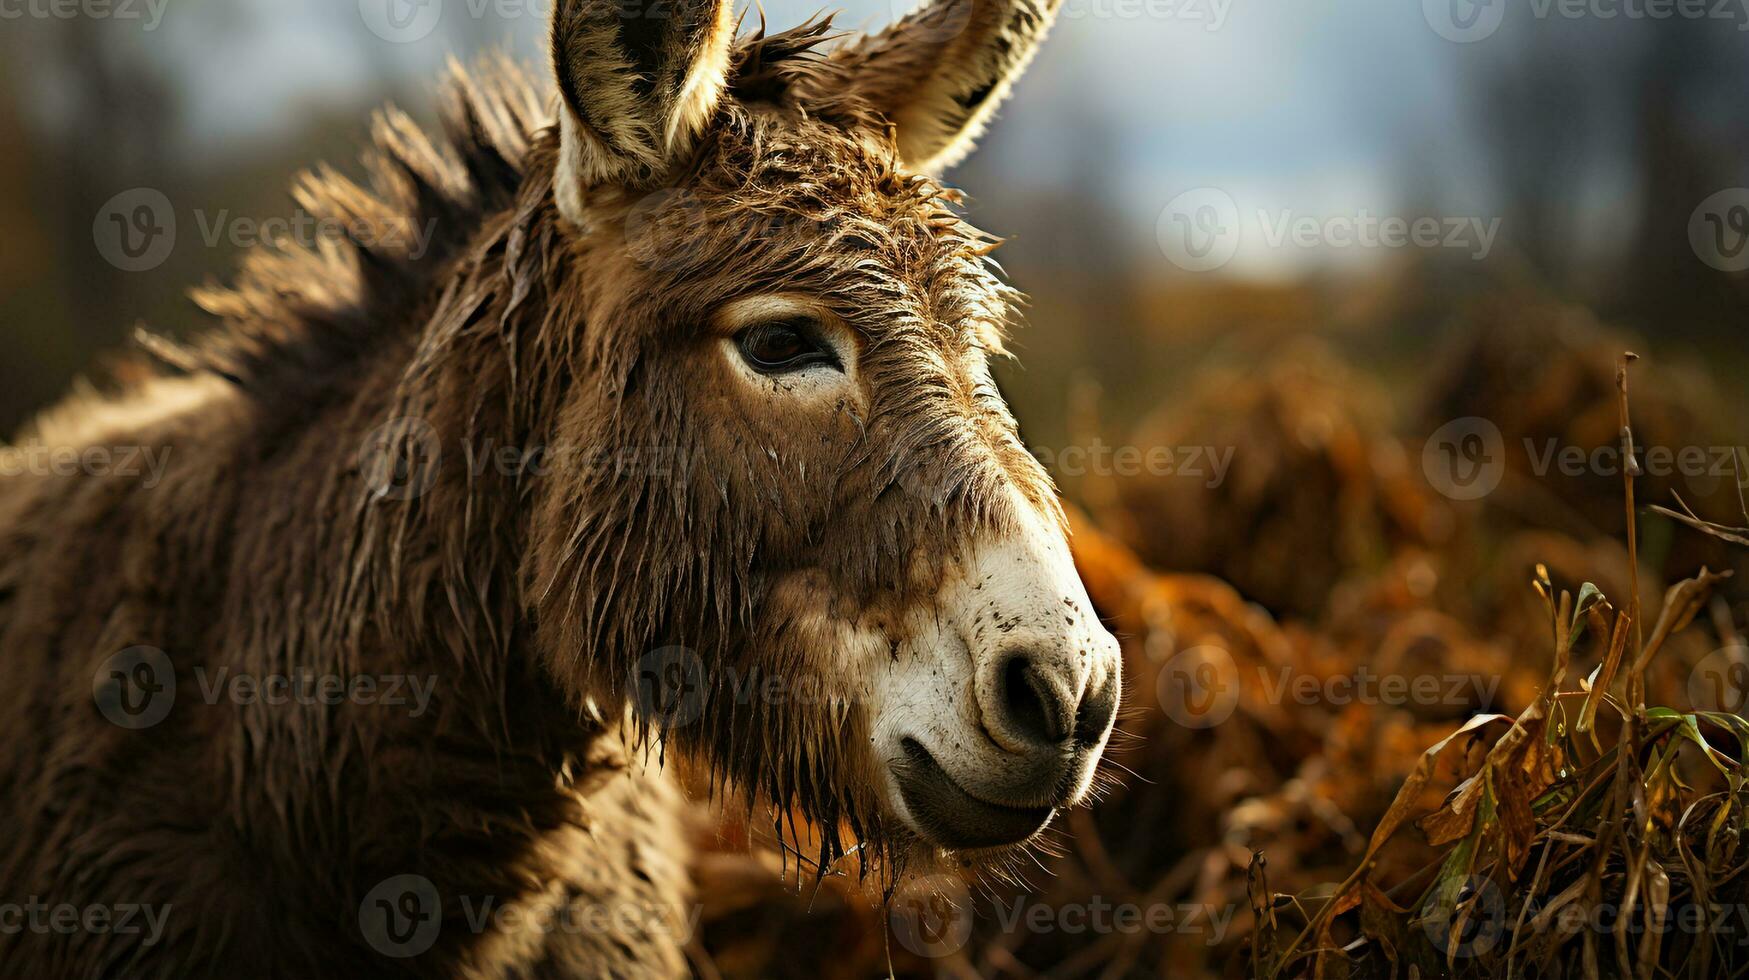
[0, 0, 1086, 974]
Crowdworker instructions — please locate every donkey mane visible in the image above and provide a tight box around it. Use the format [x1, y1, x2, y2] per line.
[146, 19, 860, 405]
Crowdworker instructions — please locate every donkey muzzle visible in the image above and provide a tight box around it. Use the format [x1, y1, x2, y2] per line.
[875, 511, 1123, 852]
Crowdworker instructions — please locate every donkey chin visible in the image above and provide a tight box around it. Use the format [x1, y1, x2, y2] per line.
[863, 510, 1122, 856]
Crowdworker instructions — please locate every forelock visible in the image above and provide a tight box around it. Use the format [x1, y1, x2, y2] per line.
[668, 104, 1015, 352]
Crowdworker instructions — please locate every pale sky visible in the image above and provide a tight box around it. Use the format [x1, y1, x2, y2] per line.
[19, 0, 1533, 279]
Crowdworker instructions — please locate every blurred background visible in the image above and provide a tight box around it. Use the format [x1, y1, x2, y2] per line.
[0, 0, 1745, 559]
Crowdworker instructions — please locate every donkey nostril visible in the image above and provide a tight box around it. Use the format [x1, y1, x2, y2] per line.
[1073, 673, 1119, 748]
[999, 655, 1072, 747]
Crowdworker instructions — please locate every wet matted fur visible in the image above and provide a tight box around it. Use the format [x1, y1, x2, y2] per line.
[0, 0, 1119, 975]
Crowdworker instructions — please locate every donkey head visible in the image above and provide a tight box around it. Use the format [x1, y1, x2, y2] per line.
[528, 0, 1121, 868]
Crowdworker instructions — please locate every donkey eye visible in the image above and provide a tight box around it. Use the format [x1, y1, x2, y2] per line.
[735, 320, 840, 375]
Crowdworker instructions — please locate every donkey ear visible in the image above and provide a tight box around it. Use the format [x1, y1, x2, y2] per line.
[550, 0, 735, 218]
[829, 0, 1063, 173]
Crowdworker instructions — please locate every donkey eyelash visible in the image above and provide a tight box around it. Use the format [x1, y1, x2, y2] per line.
[733, 318, 844, 375]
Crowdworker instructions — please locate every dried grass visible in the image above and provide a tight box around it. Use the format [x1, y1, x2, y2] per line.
[688, 316, 1749, 979]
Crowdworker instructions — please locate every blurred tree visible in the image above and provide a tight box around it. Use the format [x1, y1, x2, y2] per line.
[1471, 16, 1749, 342]
[1608, 20, 1749, 337]
[0, 16, 178, 432]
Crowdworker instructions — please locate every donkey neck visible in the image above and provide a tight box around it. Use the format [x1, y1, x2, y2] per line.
[200, 164, 641, 889]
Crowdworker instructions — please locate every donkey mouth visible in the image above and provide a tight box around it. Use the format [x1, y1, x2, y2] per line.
[893, 738, 1056, 850]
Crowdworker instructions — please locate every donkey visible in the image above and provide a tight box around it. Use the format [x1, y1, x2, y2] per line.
[0, 0, 1121, 974]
